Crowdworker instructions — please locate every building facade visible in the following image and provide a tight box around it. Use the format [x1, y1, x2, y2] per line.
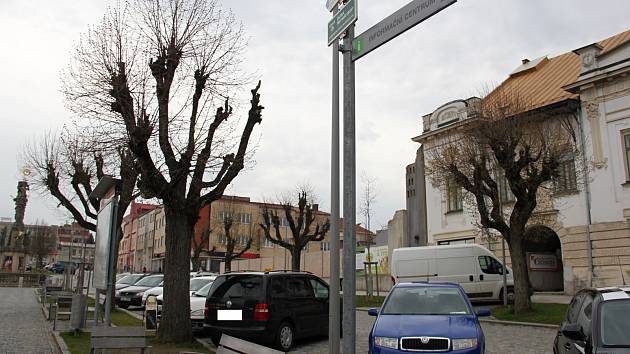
[411, 29, 630, 294]
[406, 146, 428, 247]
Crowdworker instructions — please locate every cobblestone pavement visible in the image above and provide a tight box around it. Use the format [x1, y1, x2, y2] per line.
[0, 287, 59, 354]
[291, 311, 557, 354]
[198, 310, 558, 353]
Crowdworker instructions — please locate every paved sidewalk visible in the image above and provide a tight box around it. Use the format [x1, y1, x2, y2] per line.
[0, 287, 59, 354]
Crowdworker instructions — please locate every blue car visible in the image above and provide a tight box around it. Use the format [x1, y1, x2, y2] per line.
[368, 282, 491, 353]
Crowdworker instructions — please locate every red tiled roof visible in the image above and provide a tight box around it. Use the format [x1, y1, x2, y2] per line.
[487, 29, 630, 113]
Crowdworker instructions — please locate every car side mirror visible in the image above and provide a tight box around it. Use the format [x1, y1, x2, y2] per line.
[561, 323, 585, 341]
[476, 308, 491, 317]
[191, 291, 196, 296]
[368, 308, 379, 317]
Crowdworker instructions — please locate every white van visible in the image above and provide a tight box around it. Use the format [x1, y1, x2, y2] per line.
[390, 244, 514, 302]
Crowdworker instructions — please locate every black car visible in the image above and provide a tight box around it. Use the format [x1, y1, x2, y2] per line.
[116, 274, 163, 308]
[554, 286, 630, 354]
[203, 271, 338, 351]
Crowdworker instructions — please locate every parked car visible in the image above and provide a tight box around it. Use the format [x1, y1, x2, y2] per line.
[115, 273, 148, 292]
[141, 281, 164, 306]
[368, 281, 490, 354]
[145, 276, 216, 306]
[49, 261, 77, 274]
[116, 272, 131, 282]
[554, 286, 630, 354]
[391, 244, 514, 302]
[190, 282, 215, 332]
[116, 274, 164, 308]
[203, 271, 336, 351]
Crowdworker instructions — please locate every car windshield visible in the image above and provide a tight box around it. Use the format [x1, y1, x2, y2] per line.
[135, 275, 164, 287]
[194, 282, 214, 297]
[190, 278, 212, 291]
[118, 274, 144, 285]
[381, 286, 471, 315]
[599, 300, 630, 347]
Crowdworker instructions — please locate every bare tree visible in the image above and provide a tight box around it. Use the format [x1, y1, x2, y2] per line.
[22, 130, 138, 293]
[360, 173, 377, 296]
[221, 215, 252, 273]
[260, 190, 330, 271]
[27, 223, 57, 269]
[62, 0, 262, 342]
[191, 229, 215, 271]
[425, 87, 579, 313]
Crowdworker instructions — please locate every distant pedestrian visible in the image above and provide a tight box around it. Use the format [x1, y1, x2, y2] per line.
[158, 266, 162, 273]
[143, 266, 147, 273]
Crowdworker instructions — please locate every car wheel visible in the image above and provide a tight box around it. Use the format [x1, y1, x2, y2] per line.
[275, 321, 294, 351]
[209, 330, 221, 347]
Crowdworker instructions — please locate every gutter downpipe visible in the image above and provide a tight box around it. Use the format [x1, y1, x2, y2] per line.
[576, 107, 594, 287]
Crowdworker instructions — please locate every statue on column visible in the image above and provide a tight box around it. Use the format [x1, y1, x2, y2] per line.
[14, 181, 29, 230]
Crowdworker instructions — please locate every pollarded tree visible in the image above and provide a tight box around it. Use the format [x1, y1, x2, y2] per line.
[260, 191, 330, 271]
[26, 223, 57, 269]
[62, 0, 263, 342]
[221, 215, 252, 273]
[22, 130, 138, 274]
[426, 87, 579, 314]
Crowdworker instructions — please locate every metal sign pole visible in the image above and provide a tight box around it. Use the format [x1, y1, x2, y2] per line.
[329, 2, 341, 343]
[103, 196, 119, 326]
[342, 22, 357, 354]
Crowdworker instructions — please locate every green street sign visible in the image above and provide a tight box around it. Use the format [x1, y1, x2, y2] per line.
[327, 0, 357, 46]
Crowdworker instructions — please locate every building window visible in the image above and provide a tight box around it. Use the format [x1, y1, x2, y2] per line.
[446, 178, 463, 212]
[437, 237, 475, 245]
[554, 153, 578, 193]
[623, 130, 630, 181]
[320, 241, 330, 251]
[219, 211, 233, 221]
[496, 169, 515, 203]
[263, 237, 274, 248]
[238, 213, 251, 224]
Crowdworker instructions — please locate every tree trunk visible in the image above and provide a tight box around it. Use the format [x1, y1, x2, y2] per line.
[158, 206, 193, 343]
[508, 235, 532, 314]
[291, 248, 301, 271]
[225, 258, 232, 273]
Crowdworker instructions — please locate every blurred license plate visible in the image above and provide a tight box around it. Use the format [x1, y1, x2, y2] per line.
[121, 297, 131, 301]
[217, 310, 242, 321]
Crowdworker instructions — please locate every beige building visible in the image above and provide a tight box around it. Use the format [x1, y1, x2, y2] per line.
[411, 29, 630, 294]
[194, 196, 373, 276]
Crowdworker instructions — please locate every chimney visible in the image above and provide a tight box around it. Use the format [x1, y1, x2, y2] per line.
[312, 203, 319, 211]
[522, 58, 530, 64]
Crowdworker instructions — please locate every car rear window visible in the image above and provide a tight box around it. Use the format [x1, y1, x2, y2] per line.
[209, 275, 263, 300]
[135, 275, 164, 287]
[119, 274, 143, 284]
[599, 300, 630, 347]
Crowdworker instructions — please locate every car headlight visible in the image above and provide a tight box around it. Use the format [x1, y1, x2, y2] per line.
[115, 290, 120, 296]
[136, 292, 144, 297]
[374, 336, 398, 349]
[191, 309, 204, 317]
[452, 338, 478, 351]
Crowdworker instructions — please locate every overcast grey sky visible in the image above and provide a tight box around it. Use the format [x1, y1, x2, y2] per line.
[1, 0, 629, 230]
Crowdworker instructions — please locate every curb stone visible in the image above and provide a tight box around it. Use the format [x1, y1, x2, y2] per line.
[478, 318, 559, 329]
[51, 331, 71, 354]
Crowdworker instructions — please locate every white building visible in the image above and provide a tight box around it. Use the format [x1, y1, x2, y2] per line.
[411, 29, 630, 294]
